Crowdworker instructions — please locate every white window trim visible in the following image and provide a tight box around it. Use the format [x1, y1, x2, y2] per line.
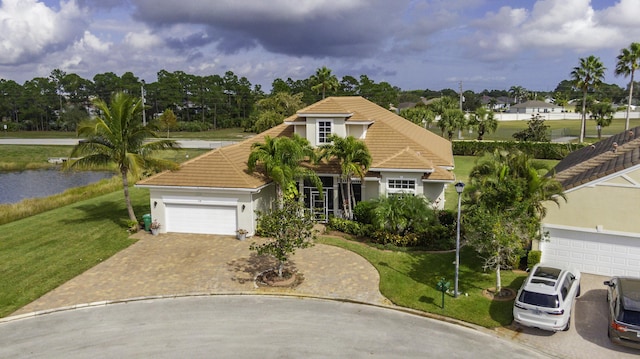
[317, 119, 333, 144]
[387, 178, 416, 195]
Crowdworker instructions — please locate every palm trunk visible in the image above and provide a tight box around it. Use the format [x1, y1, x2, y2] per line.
[346, 178, 353, 220]
[579, 91, 587, 143]
[121, 169, 137, 224]
[626, 73, 635, 131]
[340, 181, 348, 218]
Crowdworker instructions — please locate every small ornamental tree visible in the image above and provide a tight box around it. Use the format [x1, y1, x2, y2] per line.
[251, 198, 317, 278]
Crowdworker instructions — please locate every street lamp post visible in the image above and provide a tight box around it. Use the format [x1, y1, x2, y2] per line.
[454, 181, 465, 298]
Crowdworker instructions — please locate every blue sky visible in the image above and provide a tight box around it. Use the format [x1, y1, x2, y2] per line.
[0, 0, 638, 92]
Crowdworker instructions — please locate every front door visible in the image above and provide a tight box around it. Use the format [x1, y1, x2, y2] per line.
[311, 190, 328, 222]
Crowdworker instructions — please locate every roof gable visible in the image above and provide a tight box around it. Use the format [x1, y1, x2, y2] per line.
[553, 127, 640, 190]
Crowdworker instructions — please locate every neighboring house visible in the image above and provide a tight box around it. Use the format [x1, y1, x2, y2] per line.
[538, 127, 640, 276]
[480, 95, 511, 111]
[137, 96, 455, 236]
[508, 100, 563, 114]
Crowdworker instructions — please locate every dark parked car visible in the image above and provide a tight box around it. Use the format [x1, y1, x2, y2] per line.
[604, 277, 640, 349]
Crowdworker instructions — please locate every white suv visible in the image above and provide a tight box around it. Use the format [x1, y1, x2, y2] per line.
[513, 264, 581, 332]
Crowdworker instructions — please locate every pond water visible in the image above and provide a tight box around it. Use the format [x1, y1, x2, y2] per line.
[0, 169, 114, 204]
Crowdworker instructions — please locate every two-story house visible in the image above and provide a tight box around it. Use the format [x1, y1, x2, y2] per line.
[137, 96, 455, 236]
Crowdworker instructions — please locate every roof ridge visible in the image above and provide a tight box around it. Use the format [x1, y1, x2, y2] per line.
[556, 138, 640, 178]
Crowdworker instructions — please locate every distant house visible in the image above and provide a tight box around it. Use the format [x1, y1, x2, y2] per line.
[480, 95, 511, 111]
[538, 127, 640, 276]
[508, 100, 563, 114]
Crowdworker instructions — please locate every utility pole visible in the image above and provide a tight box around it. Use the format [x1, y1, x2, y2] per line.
[141, 80, 147, 126]
[459, 81, 463, 111]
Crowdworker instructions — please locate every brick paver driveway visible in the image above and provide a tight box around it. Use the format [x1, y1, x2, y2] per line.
[13, 233, 388, 316]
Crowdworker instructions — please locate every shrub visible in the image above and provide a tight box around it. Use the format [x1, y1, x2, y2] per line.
[452, 140, 587, 160]
[527, 250, 542, 269]
[353, 200, 376, 224]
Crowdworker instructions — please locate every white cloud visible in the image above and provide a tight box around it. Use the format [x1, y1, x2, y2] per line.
[0, 0, 87, 64]
[124, 29, 164, 50]
[76, 31, 111, 52]
[465, 0, 640, 60]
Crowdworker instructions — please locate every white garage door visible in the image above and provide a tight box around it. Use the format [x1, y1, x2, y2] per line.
[165, 203, 237, 235]
[541, 227, 640, 277]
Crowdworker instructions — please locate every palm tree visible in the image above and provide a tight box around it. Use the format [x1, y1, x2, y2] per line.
[320, 134, 372, 219]
[437, 108, 465, 140]
[310, 66, 339, 99]
[248, 134, 322, 205]
[464, 150, 566, 291]
[615, 42, 640, 131]
[508, 86, 528, 104]
[65, 92, 180, 224]
[469, 107, 498, 140]
[571, 56, 606, 143]
[589, 102, 615, 139]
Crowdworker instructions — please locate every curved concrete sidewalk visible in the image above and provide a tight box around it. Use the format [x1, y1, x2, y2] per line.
[12, 233, 389, 316]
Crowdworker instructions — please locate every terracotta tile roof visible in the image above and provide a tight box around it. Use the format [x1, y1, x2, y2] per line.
[553, 127, 640, 190]
[138, 125, 293, 189]
[138, 96, 455, 188]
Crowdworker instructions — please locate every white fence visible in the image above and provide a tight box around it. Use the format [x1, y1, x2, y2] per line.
[494, 111, 640, 121]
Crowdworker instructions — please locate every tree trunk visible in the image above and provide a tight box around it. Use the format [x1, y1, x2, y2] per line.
[340, 181, 348, 219]
[496, 263, 502, 293]
[579, 91, 587, 143]
[121, 169, 137, 224]
[626, 73, 635, 131]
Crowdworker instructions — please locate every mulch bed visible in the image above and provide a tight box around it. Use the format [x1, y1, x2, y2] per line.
[482, 287, 516, 301]
[255, 269, 304, 288]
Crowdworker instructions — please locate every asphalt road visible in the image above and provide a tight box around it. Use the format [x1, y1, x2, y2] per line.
[0, 138, 235, 149]
[0, 296, 550, 359]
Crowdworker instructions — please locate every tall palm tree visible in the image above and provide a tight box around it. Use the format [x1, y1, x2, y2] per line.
[571, 56, 606, 143]
[310, 66, 339, 99]
[320, 134, 372, 219]
[65, 92, 180, 224]
[248, 134, 322, 204]
[615, 42, 640, 131]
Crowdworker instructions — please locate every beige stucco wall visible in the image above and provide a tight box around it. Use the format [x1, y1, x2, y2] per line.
[542, 167, 640, 234]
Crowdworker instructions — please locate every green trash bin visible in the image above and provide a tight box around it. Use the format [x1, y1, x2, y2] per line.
[142, 213, 152, 232]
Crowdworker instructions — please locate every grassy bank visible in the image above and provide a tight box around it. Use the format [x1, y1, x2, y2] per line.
[0, 145, 209, 171]
[0, 187, 149, 317]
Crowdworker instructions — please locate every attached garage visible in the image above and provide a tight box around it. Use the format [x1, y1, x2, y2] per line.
[164, 199, 238, 235]
[541, 227, 640, 277]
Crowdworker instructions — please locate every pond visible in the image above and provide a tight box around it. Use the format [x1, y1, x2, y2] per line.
[0, 169, 114, 204]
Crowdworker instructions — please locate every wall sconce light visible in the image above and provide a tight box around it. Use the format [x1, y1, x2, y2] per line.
[153, 201, 158, 208]
[241, 204, 246, 212]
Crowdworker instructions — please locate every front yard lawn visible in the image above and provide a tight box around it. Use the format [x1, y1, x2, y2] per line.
[318, 235, 527, 328]
[0, 188, 149, 318]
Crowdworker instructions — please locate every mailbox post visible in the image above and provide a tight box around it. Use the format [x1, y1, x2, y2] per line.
[436, 277, 450, 309]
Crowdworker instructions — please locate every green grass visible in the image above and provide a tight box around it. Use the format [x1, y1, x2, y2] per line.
[3, 128, 254, 140]
[0, 145, 209, 171]
[0, 187, 150, 317]
[318, 236, 526, 328]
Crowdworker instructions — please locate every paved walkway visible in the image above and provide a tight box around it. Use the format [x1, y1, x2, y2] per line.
[13, 232, 389, 316]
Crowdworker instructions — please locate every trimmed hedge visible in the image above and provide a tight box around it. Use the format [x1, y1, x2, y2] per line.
[452, 140, 587, 160]
[527, 250, 542, 270]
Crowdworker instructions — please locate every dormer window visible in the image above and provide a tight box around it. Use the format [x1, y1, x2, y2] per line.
[318, 120, 333, 144]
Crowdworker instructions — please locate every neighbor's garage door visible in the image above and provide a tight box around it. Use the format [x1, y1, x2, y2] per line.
[541, 227, 640, 277]
[165, 203, 237, 235]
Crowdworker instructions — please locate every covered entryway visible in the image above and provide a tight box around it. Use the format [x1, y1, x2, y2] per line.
[541, 226, 640, 277]
[165, 201, 237, 235]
